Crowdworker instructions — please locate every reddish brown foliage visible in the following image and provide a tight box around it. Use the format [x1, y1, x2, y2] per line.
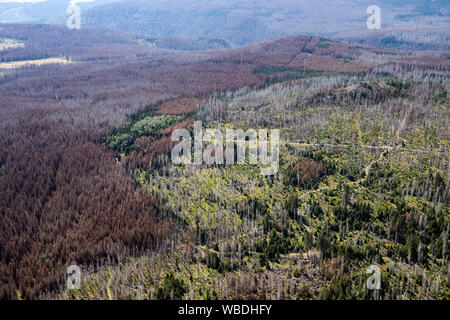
[288, 53, 370, 73]
[156, 98, 202, 116]
[0, 123, 172, 299]
[293, 160, 325, 184]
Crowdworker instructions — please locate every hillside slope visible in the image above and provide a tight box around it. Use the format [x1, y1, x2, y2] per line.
[56, 42, 450, 301]
[0, 25, 391, 299]
[79, 0, 449, 46]
[0, 24, 448, 300]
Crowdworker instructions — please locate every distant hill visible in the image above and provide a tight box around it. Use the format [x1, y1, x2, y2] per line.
[79, 0, 449, 46]
[1, 0, 448, 49]
[0, 23, 142, 62]
[337, 26, 450, 51]
[136, 35, 231, 51]
[0, 0, 117, 24]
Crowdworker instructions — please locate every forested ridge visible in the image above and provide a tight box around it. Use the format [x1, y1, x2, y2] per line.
[0, 24, 449, 300]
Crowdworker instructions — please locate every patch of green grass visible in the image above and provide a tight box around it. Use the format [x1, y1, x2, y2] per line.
[317, 40, 332, 49]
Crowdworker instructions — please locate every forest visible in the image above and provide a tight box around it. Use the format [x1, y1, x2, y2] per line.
[0, 23, 448, 300]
